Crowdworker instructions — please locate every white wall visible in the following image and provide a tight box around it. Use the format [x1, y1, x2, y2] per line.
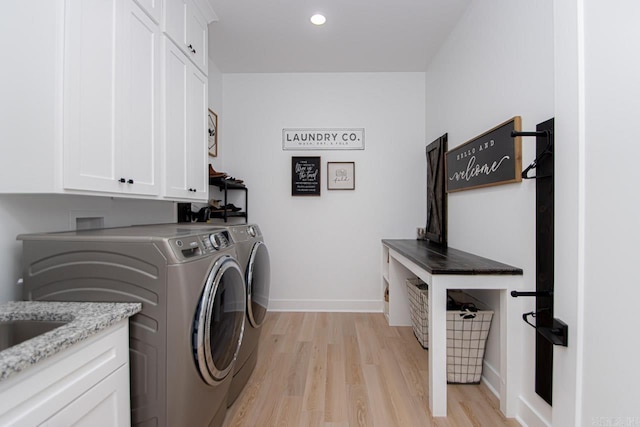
[208, 59, 223, 126]
[551, 1, 583, 425]
[581, 2, 640, 423]
[424, 0, 554, 425]
[553, 1, 640, 426]
[220, 72, 426, 311]
[0, 195, 175, 303]
[208, 57, 223, 172]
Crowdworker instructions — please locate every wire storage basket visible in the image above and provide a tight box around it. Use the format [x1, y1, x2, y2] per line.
[406, 278, 429, 348]
[446, 290, 493, 384]
[405, 281, 494, 384]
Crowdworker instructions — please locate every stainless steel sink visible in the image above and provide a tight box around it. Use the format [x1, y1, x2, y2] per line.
[0, 320, 69, 352]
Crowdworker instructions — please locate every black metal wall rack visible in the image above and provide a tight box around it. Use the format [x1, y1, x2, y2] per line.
[209, 177, 248, 223]
[510, 118, 567, 406]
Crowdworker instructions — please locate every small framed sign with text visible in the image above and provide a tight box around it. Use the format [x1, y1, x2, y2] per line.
[327, 162, 355, 190]
[292, 156, 321, 196]
[445, 117, 522, 192]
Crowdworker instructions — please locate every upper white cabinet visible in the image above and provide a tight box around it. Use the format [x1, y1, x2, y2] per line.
[62, 0, 121, 194]
[64, 0, 160, 196]
[0, 0, 217, 201]
[164, 0, 209, 74]
[134, 0, 162, 24]
[186, 66, 208, 197]
[163, 39, 208, 200]
[120, 0, 162, 195]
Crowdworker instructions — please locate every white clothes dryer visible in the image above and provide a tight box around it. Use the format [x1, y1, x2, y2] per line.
[19, 224, 246, 427]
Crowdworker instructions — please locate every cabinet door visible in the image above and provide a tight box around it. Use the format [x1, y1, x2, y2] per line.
[63, 0, 123, 193]
[186, 0, 208, 74]
[163, 0, 207, 75]
[64, 0, 160, 196]
[186, 65, 208, 199]
[42, 365, 130, 427]
[163, 0, 187, 52]
[163, 39, 206, 200]
[163, 39, 190, 198]
[133, 0, 162, 24]
[120, 0, 161, 196]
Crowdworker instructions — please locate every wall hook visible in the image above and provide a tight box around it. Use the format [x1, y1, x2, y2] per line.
[520, 308, 568, 347]
[511, 290, 553, 298]
[511, 130, 553, 179]
[522, 307, 551, 329]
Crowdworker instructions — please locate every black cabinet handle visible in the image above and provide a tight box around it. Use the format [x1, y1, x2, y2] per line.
[127, 179, 134, 184]
[188, 44, 196, 54]
[118, 178, 126, 183]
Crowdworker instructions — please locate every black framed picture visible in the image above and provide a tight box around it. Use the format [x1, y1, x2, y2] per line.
[291, 156, 321, 196]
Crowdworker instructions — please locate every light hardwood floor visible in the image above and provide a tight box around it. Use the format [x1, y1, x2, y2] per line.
[223, 312, 520, 427]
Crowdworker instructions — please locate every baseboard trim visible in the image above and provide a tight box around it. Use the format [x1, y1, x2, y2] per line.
[481, 360, 501, 399]
[269, 299, 383, 313]
[516, 396, 552, 427]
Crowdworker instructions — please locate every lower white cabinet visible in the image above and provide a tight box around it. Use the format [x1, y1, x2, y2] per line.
[0, 321, 132, 427]
[42, 365, 130, 427]
[163, 37, 208, 201]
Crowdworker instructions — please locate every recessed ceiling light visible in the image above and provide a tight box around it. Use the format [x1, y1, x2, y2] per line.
[310, 14, 326, 26]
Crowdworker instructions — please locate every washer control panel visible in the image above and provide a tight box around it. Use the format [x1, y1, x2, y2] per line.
[169, 231, 232, 260]
[228, 224, 261, 243]
[203, 231, 231, 251]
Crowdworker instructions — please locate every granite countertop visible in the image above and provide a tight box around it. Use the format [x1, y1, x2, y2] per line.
[383, 239, 523, 275]
[0, 301, 141, 382]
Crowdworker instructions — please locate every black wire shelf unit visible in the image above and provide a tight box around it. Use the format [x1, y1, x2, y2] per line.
[209, 177, 248, 223]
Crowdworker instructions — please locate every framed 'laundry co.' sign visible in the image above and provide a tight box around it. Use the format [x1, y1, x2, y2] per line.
[283, 128, 365, 150]
[445, 116, 522, 193]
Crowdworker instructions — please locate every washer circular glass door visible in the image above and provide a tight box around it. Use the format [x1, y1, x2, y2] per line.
[246, 241, 271, 328]
[193, 255, 246, 385]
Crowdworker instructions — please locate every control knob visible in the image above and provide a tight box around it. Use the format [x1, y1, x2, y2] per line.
[208, 233, 221, 250]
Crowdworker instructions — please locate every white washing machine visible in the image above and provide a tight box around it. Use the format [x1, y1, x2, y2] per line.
[225, 224, 271, 406]
[18, 224, 246, 427]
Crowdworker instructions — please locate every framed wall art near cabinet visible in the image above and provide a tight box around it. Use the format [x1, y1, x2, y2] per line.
[327, 162, 355, 190]
[208, 109, 218, 157]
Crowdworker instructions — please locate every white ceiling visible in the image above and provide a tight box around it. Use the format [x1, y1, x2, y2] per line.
[207, 0, 471, 73]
